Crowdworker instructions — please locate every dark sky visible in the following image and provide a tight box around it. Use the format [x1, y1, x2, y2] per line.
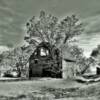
[0, 0, 100, 57]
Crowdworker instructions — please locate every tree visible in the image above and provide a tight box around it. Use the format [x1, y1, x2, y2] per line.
[65, 45, 87, 74]
[79, 57, 95, 74]
[91, 45, 100, 57]
[24, 11, 84, 78]
[24, 11, 83, 56]
[69, 45, 83, 59]
[91, 44, 100, 63]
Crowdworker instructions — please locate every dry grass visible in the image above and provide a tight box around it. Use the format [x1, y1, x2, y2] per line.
[0, 78, 100, 100]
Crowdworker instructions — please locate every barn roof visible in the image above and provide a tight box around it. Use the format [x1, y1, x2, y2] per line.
[37, 42, 52, 49]
[29, 42, 76, 62]
[62, 45, 76, 62]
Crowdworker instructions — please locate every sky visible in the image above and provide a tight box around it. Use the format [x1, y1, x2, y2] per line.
[0, 0, 100, 57]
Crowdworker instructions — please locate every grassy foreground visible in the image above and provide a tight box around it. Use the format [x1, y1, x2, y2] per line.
[0, 78, 100, 100]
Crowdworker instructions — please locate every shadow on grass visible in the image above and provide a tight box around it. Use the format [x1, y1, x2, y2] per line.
[0, 94, 27, 100]
[41, 85, 100, 99]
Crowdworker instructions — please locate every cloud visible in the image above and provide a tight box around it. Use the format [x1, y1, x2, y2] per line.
[0, 1, 25, 47]
[0, 0, 100, 57]
[77, 15, 100, 57]
[0, 46, 9, 54]
[82, 14, 100, 34]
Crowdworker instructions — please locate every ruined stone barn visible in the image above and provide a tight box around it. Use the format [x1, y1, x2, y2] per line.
[29, 42, 62, 78]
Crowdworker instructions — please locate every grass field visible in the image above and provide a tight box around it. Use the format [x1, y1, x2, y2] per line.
[0, 78, 100, 100]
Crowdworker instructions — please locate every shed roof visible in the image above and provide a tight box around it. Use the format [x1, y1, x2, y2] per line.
[62, 45, 76, 62]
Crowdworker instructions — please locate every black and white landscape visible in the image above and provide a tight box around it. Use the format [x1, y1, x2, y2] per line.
[0, 0, 100, 100]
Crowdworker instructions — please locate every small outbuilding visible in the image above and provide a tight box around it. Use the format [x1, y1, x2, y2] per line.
[62, 45, 77, 79]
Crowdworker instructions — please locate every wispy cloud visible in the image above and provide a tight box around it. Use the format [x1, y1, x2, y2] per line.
[82, 15, 100, 34]
[77, 14, 100, 57]
[0, 0, 100, 57]
[0, 0, 25, 47]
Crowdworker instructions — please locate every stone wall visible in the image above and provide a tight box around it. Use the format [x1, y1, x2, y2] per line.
[62, 60, 77, 79]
